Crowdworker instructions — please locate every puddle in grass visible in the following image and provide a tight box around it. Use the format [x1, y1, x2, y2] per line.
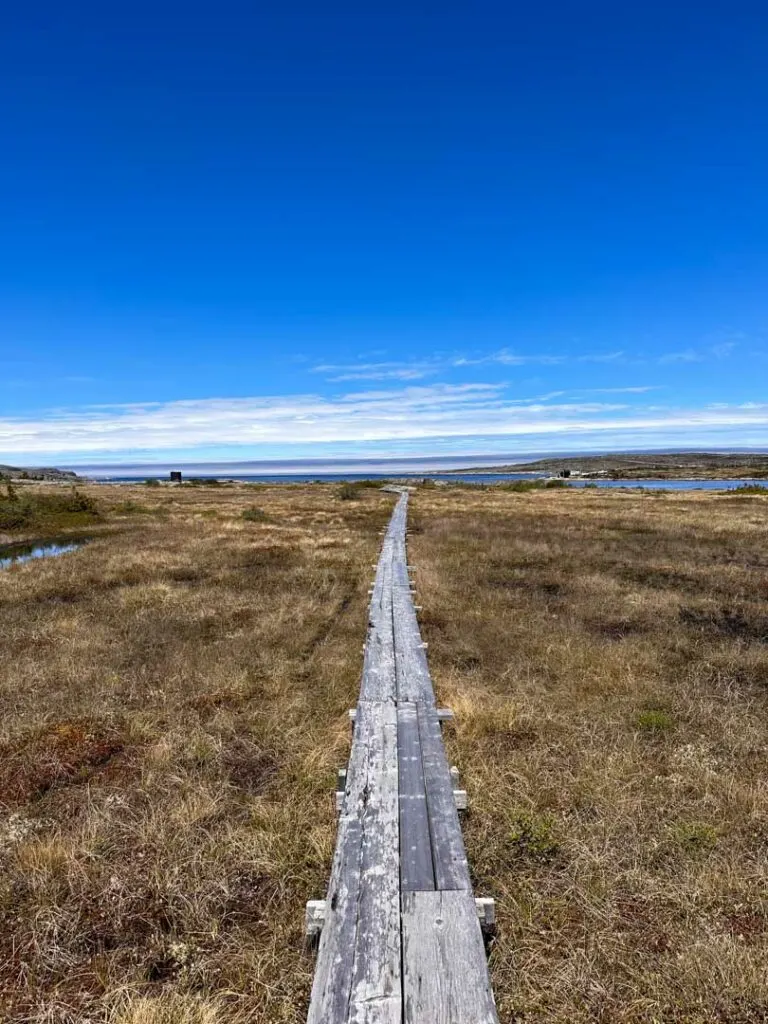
[0, 537, 91, 569]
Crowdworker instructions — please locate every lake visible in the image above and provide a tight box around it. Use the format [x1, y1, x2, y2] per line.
[96, 472, 764, 490]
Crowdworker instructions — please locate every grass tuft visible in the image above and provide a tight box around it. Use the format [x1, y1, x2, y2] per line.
[635, 708, 676, 732]
[672, 821, 719, 853]
[508, 809, 560, 861]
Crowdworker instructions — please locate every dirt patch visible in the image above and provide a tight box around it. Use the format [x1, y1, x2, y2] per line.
[679, 605, 768, 643]
[222, 738, 279, 794]
[0, 720, 125, 807]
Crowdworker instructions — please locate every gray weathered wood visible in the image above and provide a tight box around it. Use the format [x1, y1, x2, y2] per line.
[417, 704, 472, 891]
[307, 489, 498, 1024]
[402, 890, 498, 1024]
[393, 584, 435, 705]
[307, 704, 369, 1023]
[308, 701, 401, 1024]
[397, 703, 435, 891]
[348, 700, 401, 1022]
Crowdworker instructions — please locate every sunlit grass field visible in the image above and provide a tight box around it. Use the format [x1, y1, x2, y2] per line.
[1, 481, 767, 1022]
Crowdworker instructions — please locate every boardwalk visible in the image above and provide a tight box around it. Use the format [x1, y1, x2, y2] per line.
[307, 491, 498, 1024]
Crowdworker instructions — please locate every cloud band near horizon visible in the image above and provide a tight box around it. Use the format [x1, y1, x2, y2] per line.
[1, 383, 767, 464]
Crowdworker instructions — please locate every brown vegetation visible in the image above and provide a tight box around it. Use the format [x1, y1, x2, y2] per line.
[2, 480, 767, 1022]
[0, 482, 391, 1024]
[410, 484, 768, 1023]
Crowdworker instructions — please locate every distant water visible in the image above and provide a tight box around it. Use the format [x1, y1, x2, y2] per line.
[93, 471, 760, 491]
[563, 478, 758, 491]
[0, 538, 89, 570]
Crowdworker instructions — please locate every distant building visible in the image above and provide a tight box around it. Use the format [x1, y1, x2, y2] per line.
[170, 470, 182, 483]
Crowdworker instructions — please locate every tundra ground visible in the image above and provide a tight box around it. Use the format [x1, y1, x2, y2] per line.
[1, 481, 767, 1022]
[412, 484, 768, 1023]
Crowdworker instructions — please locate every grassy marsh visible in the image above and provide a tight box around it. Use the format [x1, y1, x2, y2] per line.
[1, 481, 767, 1022]
[411, 485, 768, 1023]
[0, 482, 391, 1023]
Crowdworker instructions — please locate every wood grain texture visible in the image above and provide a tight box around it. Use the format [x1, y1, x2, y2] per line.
[393, 585, 435, 705]
[348, 701, 401, 1023]
[402, 890, 499, 1024]
[308, 701, 402, 1024]
[397, 702, 435, 892]
[417, 704, 472, 891]
[307, 703, 370, 1023]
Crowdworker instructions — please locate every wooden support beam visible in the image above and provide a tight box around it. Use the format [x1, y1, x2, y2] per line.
[305, 899, 326, 946]
[475, 897, 497, 938]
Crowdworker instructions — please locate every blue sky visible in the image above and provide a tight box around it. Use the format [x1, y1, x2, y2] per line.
[1, 1, 767, 465]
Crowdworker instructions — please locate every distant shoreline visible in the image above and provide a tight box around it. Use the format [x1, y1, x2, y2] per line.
[443, 451, 768, 481]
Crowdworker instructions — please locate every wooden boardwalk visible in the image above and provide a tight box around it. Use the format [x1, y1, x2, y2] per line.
[306, 491, 498, 1024]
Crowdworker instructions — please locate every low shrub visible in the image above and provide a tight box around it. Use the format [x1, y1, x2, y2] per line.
[0, 487, 101, 531]
[115, 501, 152, 515]
[337, 482, 361, 501]
[507, 809, 560, 861]
[728, 484, 768, 495]
[242, 507, 270, 522]
[497, 479, 542, 493]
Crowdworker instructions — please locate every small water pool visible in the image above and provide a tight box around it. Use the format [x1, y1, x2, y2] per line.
[0, 537, 90, 570]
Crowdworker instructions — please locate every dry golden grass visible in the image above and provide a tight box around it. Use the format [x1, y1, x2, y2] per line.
[410, 484, 768, 1023]
[3, 480, 768, 1022]
[0, 481, 393, 1023]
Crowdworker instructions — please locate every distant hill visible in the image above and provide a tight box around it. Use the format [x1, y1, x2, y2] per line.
[454, 452, 768, 480]
[0, 464, 82, 482]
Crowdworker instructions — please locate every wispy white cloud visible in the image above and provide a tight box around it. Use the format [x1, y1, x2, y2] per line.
[658, 348, 700, 365]
[658, 341, 738, 365]
[311, 360, 442, 381]
[574, 386, 660, 394]
[2, 383, 768, 460]
[312, 347, 627, 380]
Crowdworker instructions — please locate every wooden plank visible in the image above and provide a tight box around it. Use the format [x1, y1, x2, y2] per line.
[417, 704, 472, 891]
[359, 535, 396, 703]
[359, 626, 396, 702]
[308, 701, 402, 1023]
[348, 701, 401, 1023]
[401, 889, 499, 1024]
[393, 583, 434, 705]
[397, 703, 435, 891]
[307, 704, 371, 1023]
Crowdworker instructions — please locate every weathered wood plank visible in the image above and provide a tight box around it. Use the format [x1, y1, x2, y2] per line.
[359, 625, 396, 702]
[348, 701, 401, 1023]
[308, 701, 402, 1024]
[417, 703, 472, 890]
[307, 704, 371, 1023]
[308, 490, 498, 1023]
[393, 584, 435, 705]
[397, 703, 435, 891]
[401, 889, 499, 1024]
